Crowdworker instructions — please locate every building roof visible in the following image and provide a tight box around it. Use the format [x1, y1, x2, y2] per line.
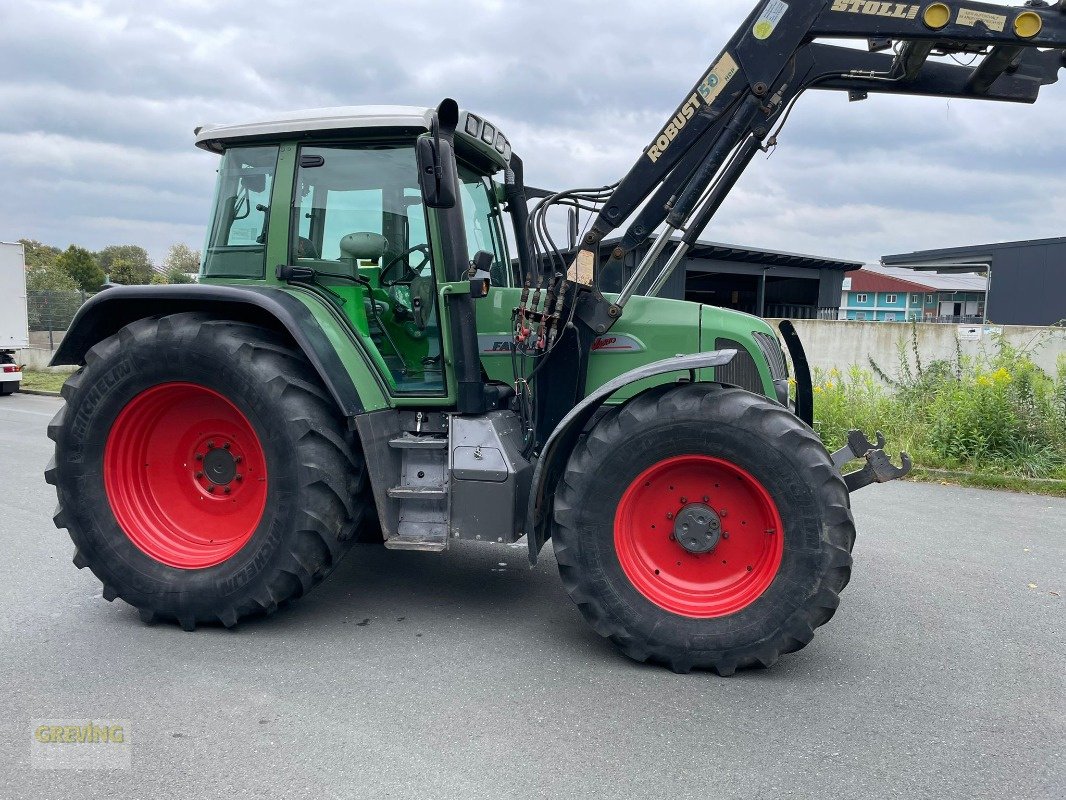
[846, 268, 934, 294]
[883, 236, 1066, 270]
[609, 235, 863, 272]
[849, 265, 988, 293]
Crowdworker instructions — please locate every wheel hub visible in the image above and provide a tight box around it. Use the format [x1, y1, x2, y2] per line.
[201, 443, 238, 486]
[673, 503, 721, 554]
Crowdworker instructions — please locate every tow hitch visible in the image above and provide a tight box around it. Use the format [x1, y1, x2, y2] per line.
[832, 430, 913, 493]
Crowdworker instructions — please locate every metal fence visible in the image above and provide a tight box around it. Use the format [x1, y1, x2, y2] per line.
[27, 290, 94, 351]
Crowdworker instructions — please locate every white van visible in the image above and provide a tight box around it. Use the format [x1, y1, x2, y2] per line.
[1, 242, 29, 395]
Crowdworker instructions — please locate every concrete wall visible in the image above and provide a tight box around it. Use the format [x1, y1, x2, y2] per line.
[18, 319, 1066, 378]
[767, 319, 1066, 378]
[19, 348, 64, 370]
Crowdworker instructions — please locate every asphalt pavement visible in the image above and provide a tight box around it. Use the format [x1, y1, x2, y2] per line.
[1, 391, 1063, 799]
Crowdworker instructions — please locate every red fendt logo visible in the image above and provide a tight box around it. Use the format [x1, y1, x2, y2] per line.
[592, 336, 643, 352]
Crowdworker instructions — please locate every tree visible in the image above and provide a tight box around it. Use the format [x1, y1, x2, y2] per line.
[56, 245, 105, 292]
[97, 244, 154, 284]
[165, 268, 195, 284]
[27, 262, 78, 292]
[25, 263, 82, 333]
[108, 257, 154, 286]
[19, 239, 62, 268]
[163, 243, 200, 276]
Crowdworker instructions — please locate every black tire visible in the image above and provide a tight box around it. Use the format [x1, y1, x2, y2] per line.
[45, 313, 371, 630]
[552, 384, 855, 674]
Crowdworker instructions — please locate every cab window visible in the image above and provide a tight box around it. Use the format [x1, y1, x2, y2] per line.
[458, 167, 511, 287]
[202, 145, 278, 278]
[292, 144, 444, 395]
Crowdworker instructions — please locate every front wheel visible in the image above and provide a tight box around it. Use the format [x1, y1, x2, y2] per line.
[551, 384, 856, 674]
[46, 313, 371, 630]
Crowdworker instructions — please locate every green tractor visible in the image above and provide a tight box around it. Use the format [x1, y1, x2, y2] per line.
[46, 0, 1064, 672]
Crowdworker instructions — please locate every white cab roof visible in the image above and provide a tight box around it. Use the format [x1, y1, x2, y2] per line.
[195, 106, 436, 151]
[194, 104, 512, 168]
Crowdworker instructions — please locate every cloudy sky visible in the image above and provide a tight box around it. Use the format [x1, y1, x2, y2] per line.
[1, 0, 1062, 265]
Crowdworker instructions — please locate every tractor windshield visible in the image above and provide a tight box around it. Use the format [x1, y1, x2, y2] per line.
[201, 145, 279, 279]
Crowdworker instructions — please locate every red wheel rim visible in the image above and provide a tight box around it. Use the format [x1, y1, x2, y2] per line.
[614, 455, 784, 618]
[104, 382, 268, 569]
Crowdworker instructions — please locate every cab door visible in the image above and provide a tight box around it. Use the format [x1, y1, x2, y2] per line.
[290, 143, 447, 396]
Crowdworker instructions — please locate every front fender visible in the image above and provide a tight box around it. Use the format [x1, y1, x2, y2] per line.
[51, 284, 389, 418]
[525, 349, 736, 565]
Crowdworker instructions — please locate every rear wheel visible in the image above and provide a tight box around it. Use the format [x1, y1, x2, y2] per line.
[46, 313, 371, 630]
[552, 384, 855, 674]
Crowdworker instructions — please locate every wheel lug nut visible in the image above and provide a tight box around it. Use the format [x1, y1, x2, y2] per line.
[195, 453, 203, 461]
[680, 496, 687, 504]
[235, 474, 243, 482]
[665, 512, 674, 520]
[702, 496, 709, 502]
[195, 471, 204, 479]
[207, 441, 215, 449]
[720, 509, 728, 517]
[223, 442, 231, 450]
[235, 456, 243, 464]
[207, 486, 216, 493]
[224, 487, 231, 495]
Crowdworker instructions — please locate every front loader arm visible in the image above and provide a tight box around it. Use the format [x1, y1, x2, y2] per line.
[569, 0, 1065, 325]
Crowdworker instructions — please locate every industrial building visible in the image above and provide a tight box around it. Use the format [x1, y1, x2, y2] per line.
[882, 237, 1066, 327]
[839, 265, 988, 323]
[593, 236, 862, 320]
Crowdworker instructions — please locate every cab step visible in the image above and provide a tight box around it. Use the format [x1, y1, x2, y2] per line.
[384, 425, 450, 552]
[384, 530, 448, 552]
[388, 435, 448, 450]
[387, 486, 447, 500]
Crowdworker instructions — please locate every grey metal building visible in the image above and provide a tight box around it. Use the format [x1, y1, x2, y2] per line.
[883, 237, 1066, 327]
[595, 236, 862, 319]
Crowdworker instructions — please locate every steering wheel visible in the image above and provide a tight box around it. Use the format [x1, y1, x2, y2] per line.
[380, 244, 431, 286]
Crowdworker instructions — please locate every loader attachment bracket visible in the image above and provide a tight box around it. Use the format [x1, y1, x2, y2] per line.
[832, 429, 913, 492]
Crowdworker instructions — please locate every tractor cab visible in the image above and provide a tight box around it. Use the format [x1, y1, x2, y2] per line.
[194, 106, 516, 396]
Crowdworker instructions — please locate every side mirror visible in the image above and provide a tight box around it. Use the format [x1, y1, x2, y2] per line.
[468, 250, 493, 298]
[416, 136, 459, 208]
[417, 99, 461, 209]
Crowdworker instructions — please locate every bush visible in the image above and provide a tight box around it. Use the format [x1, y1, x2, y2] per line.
[810, 327, 1066, 480]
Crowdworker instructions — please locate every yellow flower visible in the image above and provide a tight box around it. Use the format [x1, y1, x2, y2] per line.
[825, 381, 835, 390]
[830, 368, 841, 378]
[814, 386, 823, 394]
[977, 375, 992, 387]
[992, 367, 1012, 385]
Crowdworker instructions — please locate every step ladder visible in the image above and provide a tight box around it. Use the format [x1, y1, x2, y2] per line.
[384, 432, 449, 551]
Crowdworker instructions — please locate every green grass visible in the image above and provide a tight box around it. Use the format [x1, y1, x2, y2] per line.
[807, 325, 1066, 497]
[20, 370, 70, 394]
[907, 467, 1066, 498]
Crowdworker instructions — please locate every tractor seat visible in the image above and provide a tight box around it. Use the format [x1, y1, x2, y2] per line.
[338, 232, 388, 274]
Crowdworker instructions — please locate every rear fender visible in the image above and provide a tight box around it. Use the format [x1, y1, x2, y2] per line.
[50, 284, 388, 419]
[525, 350, 736, 565]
